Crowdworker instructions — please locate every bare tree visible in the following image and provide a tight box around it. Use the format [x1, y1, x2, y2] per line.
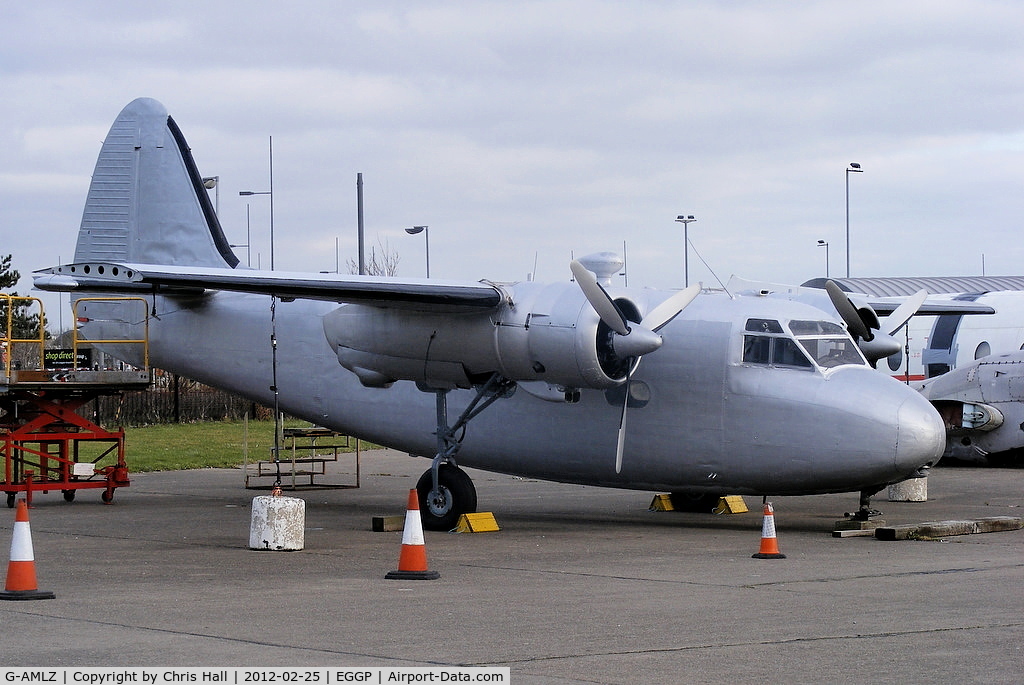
[346, 237, 401, 276]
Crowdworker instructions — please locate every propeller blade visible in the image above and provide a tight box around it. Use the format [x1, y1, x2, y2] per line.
[571, 260, 629, 336]
[615, 387, 628, 474]
[880, 289, 928, 336]
[825, 280, 872, 341]
[571, 262, 700, 475]
[641, 283, 701, 332]
[615, 363, 641, 474]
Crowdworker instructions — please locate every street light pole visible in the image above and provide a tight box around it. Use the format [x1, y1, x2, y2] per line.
[674, 215, 697, 287]
[845, 162, 862, 278]
[817, 239, 829, 278]
[202, 176, 219, 214]
[230, 205, 252, 267]
[404, 225, 430, 278]
[239, 138, 278, 474]
[239, 136, 274, 270]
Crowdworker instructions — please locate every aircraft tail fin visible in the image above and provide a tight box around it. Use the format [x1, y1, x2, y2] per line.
[73, 98, 239, 269]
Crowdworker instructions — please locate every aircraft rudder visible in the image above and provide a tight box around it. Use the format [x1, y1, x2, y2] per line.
[73, 98, 239, 269]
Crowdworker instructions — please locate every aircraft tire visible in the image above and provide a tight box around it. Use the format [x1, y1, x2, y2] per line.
[669, 492, 720, 513]
[416, 465, 477, 531]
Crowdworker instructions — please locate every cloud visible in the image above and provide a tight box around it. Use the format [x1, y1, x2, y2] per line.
[2, 0, 1024, 312]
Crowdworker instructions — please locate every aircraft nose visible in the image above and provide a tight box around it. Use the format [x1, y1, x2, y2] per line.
[895, 394, 945, 472]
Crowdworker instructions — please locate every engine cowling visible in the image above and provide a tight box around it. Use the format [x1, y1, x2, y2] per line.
[322, 280, 644, 390]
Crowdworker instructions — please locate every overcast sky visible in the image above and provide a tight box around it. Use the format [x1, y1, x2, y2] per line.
[3, 1, 1023, 323]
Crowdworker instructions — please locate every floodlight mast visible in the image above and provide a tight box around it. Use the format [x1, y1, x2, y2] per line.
[846, 162, 863, 278]
[674, 215, 697, 287]
[405, 225, 430, 278]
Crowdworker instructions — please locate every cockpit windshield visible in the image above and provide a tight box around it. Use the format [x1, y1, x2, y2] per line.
[789, 320, 866, 368]
[742, 318, 866, 370]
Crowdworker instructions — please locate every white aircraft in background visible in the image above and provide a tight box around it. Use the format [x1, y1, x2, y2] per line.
[802, 277, 1024, 382]
[34, 98, 945, 527]
[804, 277, 1024, 465]
[754, 276, 1024, 465]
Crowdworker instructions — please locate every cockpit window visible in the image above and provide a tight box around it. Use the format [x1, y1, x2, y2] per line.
[742, 335, 772, 364]
[742, 318, 813, 369]
[772, 338, 814, 368]
[789, 320, 866, 368]
[788, 320, 846, 336]
[742, 318, 865, 370]
[745, 318, 784, 334]
[796, 336, 864, 368]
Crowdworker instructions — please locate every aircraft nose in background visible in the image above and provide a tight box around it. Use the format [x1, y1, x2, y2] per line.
[896, 395, 946, 472]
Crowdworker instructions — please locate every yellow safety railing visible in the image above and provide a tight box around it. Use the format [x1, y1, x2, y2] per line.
[1, 295, 46, 377]
[72, 297, 151, 372]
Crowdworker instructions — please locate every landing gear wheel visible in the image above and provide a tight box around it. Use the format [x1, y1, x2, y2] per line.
[63, 490, 76, 502]
[416, 465, 477, 531]
[669, 492, 721, 513]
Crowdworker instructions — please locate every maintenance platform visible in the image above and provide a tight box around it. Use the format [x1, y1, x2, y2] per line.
[0, 295, 151, 506]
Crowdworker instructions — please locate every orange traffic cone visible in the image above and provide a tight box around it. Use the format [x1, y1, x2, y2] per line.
[0, 499, 55, 600]
[385, 489, 440, 580]
[752, 501, 786, 559]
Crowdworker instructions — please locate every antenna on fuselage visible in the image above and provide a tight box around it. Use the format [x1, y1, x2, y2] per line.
[687, 240, 729, 296]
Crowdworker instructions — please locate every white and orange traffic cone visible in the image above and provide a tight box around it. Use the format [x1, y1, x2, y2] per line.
[385, 489, 440, 580]
[752, 501, 786, 559]
[0, 499, 55, 600]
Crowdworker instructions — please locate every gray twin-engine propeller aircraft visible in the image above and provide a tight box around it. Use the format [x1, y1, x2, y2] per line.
[35, 98, 945, 529]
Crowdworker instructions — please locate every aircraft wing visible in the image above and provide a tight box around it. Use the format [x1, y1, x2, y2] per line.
[726, 277, 996, 316]
[34, 262, 505, 312]
[868, 299, 995, 316]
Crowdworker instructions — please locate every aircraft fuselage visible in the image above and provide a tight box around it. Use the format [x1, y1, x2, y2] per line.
[77, 285, 942, 497]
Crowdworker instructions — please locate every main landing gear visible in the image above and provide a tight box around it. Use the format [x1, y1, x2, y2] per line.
[417, 373, 516, 531]
[416, 464, 477, 531]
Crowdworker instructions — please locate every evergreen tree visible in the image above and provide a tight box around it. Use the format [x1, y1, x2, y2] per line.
[0, 254, 45, 341]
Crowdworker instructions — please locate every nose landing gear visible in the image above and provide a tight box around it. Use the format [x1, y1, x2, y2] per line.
[845, 485, 885, 522]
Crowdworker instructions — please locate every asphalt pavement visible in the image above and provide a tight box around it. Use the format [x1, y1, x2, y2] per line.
[0, 449, 1021, 684]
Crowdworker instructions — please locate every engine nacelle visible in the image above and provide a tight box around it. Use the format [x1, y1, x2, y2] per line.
[322, 280, 643, 390]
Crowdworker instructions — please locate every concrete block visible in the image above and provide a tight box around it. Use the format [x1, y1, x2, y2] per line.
[888, 477, 928, 502]
[372, 515, 406, 532]
[249, 495, 304, 550]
